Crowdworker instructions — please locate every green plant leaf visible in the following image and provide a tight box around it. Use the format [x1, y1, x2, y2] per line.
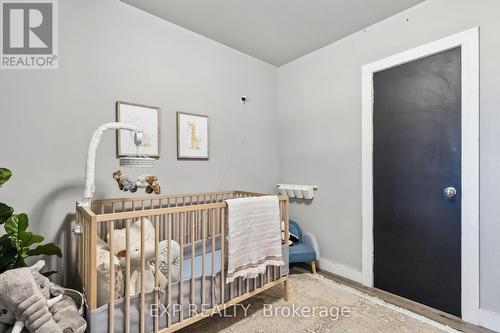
[4, 213, 29, 242]
[0, 236, 17, 273]
[13, 255, 26, 268]
[0, 168, 12, 187]
[0, 203, 13, 224]
[19, 232, 44, 248]
[27, 243, 62, 257]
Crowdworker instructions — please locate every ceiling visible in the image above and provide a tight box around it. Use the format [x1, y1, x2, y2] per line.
[121, 0, 425, 66]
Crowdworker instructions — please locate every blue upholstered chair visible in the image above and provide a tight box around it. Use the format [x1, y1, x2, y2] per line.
[288, 220, 317, 273]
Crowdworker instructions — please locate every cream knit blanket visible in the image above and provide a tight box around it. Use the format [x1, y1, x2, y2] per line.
[225, 196, 284, 283]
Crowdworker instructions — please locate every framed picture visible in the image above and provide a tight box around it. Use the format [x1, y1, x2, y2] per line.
[116, 101, 160, 158]
[177, 112, 209, 160]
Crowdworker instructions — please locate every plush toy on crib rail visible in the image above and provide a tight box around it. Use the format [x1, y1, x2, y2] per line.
[112, 171, 161, 194]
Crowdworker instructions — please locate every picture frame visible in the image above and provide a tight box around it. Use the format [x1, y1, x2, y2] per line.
[176, 112, 209, 160]
[116, 101, 160, 158]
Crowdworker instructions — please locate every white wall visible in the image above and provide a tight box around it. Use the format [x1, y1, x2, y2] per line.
[0, 0, 279, 285]
[278, 0, 500, 319]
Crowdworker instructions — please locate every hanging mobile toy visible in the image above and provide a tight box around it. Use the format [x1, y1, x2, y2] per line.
[114, 131, 161, 194]
[79, 122, 162, 208]
[145, 176, 161, 194]
[113, 170, 138, 193]
[112, 171, 161, 194]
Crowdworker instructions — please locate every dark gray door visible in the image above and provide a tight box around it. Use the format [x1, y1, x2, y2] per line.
[373, 47, 461, 317]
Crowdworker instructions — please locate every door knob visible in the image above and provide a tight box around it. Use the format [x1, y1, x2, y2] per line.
[444, 187, 457, 198]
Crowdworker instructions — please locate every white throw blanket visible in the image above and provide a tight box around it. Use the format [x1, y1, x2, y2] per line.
[225, 195, 284, 283]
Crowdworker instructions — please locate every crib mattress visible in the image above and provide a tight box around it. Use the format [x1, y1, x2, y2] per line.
[181, 249, 222, 280]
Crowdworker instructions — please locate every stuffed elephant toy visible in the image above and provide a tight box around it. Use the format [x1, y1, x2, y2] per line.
[0, 261, 86, 333]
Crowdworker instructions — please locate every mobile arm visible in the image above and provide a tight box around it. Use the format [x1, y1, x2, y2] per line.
[79, 122, 140, 207]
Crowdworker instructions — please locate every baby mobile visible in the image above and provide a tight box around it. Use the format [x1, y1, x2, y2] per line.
[79, 122, 161, 208]
[112, 130, 161, 194]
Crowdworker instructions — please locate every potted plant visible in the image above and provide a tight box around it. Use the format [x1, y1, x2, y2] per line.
[0, 167, 62, 275]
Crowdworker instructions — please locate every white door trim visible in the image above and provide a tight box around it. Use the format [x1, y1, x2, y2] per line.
[361, 27, 479, 324]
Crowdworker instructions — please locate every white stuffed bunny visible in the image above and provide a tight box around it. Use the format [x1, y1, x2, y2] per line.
[109, 218, 168, 295]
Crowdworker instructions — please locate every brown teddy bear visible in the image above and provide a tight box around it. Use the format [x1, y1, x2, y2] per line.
[145, 176, 161, 194]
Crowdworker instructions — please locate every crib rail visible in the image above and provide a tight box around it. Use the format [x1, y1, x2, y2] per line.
[75, 191, 289, 333]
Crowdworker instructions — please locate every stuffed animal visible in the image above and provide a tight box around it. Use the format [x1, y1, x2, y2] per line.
[110, 218, 168, 295]
[0, 261, 86, 333]
[49, 289, 86, 333]
[145, 176, 161, 194]
[154, 240, 181, 283]
[112, 170, 125, 190]
[134, 175, 148, 189]
[112, 170, 138, 193]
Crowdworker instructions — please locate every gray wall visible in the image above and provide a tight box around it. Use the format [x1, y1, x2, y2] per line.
[0, 0, 279, 285]
[278, 0, 500, 314]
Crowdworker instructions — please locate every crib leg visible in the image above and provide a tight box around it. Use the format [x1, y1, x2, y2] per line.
[283, 279, 289, 302]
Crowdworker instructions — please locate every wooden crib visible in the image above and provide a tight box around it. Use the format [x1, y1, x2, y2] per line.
[75, 190, 289, 333]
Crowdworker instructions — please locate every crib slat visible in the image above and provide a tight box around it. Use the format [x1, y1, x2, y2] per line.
[100, 204, 105, 238]
[246, 275, 249, 294]
[109, 220, 115, 333]
[125, 219, 131, 333]
[154, 215, 160, 333]
[167, 214, 172, 328]
[140, 217, 145, 333]
[179, 213, 184, 322]
[159, 212, 164, 241]
[77, 212, 82, 293]
[190, 211, 195, 311]
[76, 212, 81, 290]
[220, 207, 225, 305]
[78, 212, 82, 292]
[284, 198, 290, 242]
[201, 210, 206, 306]
[211, 209, 215, 307]
[84, 218, 88, 296]
[87, 215, 90, 301]
[82, 213, 86, 292]
[195, 209, 199, 241]
[81, 214, 86, 301]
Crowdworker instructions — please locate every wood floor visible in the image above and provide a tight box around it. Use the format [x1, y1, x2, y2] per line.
[299, 266, 494, 333]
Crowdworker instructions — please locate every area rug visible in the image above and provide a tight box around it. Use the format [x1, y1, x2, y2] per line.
[179, 271, 458, 333]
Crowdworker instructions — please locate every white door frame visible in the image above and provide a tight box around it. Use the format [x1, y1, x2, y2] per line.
[361, 27, 479, 323]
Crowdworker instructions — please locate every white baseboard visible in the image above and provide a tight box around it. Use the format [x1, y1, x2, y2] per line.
[479, 309, 500, 332]
[317, 257, 364, 284]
